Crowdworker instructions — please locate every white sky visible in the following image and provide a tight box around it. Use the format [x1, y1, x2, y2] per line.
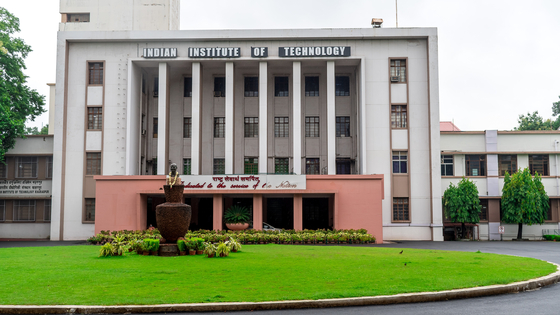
[3, 0, 560, 131]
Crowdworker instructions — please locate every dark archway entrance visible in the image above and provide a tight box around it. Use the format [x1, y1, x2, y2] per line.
[265, 198, 293, 229]
[303, 197, 331, 230]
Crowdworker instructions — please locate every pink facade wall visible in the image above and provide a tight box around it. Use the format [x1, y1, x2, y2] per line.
[94, 175, 384, 243]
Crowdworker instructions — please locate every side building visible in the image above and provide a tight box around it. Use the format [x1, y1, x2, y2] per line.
[441, 126, 560, 240]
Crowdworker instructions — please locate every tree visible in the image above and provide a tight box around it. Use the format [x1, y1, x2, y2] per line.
[24, 124, 48, 135]
[501, 168, 549, 240]
[515, 95, 560, 131]
[443, 178, 481, 239]
[0, 7, 45, 162]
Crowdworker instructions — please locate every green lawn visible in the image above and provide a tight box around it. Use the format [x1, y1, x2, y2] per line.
[0, 245, 555, 305]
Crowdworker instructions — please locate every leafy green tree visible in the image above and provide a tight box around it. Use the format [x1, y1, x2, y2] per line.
[515, 95, 560, 131]
[0, 7, 45, 162]
[501, 168, 549, 240]
[24, 124, 48, 135]
[443, 178, 481, 239]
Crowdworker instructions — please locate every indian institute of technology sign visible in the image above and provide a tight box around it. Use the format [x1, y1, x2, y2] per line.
[142, 46, 351, 59]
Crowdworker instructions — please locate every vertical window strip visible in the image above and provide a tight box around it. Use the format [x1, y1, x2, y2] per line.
[244, 158, 258, 175]
[88, 107, 103, 130]
[306, 158, 320, 175]
[305, 76, 319, 96]
[390, 59, 406, 83]
[86, 152, 101, 175]
[46, 156, 53, 178]
[244, 117, 259, 137]
[16, 157, 38, 178]
[275, 158, 289, 174]
[0, 200, 5, 221]
[88, 62, 103, 85]
[0, 162, 6, 178]
[275, 76, 289, 97]
[391, 105, 407, 129]
[213, 159, 225, 175]
[244, 77, 259, 97]
[392, 198, 409, 221]
[184, 77, 192, 97]
[441, 155, 453, 176]
[392, 151, 408, 174]
[153, 117, 158, 138]
[305, 117, 319, 137]
[44, 200, 51, 222]
[275, 117, 289, 137]
[336, 116, 350, 137]
[335, 76, 349, 96]
[183, 158, 191, 175]
[14, 200, 36, 221]
[214, 117, 225, 138]
[85, 199, 95, 222]
[183, 117, 192, 138]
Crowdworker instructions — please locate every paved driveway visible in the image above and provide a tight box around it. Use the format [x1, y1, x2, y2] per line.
[2, 241, 559, 315]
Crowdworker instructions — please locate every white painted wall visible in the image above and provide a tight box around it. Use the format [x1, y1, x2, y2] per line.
[0, 224, 51, 239]
[9, 136, 53, 155]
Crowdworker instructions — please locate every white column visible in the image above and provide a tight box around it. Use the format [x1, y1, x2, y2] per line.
[327, 61, 336, 175]
[225, 62, 234, 174]
[292, 62, 302, 175]
[191, 62, 202, 175]
[359, 58, 367, 174]
[125, 61, 141, 175]
[157, 62, 169, 175]
[259, 61, 268, 174]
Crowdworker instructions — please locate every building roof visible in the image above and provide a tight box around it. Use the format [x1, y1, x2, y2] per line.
[440, 121, 461, 131]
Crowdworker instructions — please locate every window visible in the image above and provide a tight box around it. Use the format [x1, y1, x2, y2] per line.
[479, 199, 488, 221]
[0, 162, 6, 178]
[86, 152, 101, 175]
[183, 158, 191, 175]
[184, 77, 192, 97]
[391, 105, 407, 129]
[44, 200, 51, 222]
[390, 59, 406, 83]
[546, 200, 553, 221]
[152, 159, 158, 175]
[336, 116, 350, 137]
[214, 117, 225, 138]
[67, 13, 90, 22]
[529, 155, 549, 176]
[87, 107, 102, 130]
[213, 159, 225, 175]
[275, 158, 289, 174]
[16, 157, 37, 178]
[14, 200, 36, 221]
[244, 117, 258, 137]
[244, 77, 258, 97]
[335, 76, 350, 96]
[465, 155, 486, 176]
[274, 117, 289, 137]
[183, 117, 191, 138]
[46, 156, 53, 178]
[153, 77, 159, 97]
[393, 198, 409, 221]
[214, 77, 225, 97]
[336, 159, 352, 174]
[85, 199, 95, 222]
[498, 155, 517, 176]
[153, 117, 158, 138]
[392, 152, 408, 174]
[88, 62, 103, 85]
[244, 158, 258, 175]
[441, 155, 453, 176]
[275, 76, 289, 97]
[305, 117, 319, 137]
[0, 200, 4, 221]
[306, 158, 320, 175]
[305, 76, 319, 96]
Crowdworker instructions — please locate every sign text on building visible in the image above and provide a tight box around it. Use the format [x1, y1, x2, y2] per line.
[279, 46, 351, 57]
[0, 180, 52, 197]
[176, 175, 306, 190]
[142, 48, 178, 58]
[188, 47, 241, 58]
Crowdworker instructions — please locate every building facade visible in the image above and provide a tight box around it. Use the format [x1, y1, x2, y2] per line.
[48, 0, 443, 241]
[441, 129, 560, 240]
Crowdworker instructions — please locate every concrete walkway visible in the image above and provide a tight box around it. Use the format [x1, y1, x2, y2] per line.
[0, 241, 559, 314]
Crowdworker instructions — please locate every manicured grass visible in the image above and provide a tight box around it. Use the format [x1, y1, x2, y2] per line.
[0, 245, 556, 305]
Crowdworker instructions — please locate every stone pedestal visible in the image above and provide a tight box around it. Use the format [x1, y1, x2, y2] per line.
[159, 244, 179, 257]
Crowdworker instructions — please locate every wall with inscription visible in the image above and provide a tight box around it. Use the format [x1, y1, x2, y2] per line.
[177, 175, 306, 190]
[0, 180, 52, 197]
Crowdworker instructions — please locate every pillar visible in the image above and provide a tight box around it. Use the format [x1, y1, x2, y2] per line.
[259, 62, 268, 174]
[327, 61, 336, 175]
[191, 62, 202, 175]
[253, 194, 263, 231]
[293, 62, 302, 174]
[225, 62, 234, 174]
[213, 194, 223, 230]
[157, 62, 169, 175]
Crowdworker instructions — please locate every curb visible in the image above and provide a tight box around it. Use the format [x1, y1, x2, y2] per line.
[2, 263, 559, 314]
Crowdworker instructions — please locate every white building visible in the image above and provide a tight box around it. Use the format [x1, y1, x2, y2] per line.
[48, 0, 443, 241]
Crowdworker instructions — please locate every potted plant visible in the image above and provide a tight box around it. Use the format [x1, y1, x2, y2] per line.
[150, 239, 160, 256]
[216, 242, 230, 257]
[186, 238, 197, 255]
[112, 235, 130, 256]
[194, 237, 205, 255]
[141, 240, 150, 255]
[224, 205, 251, 230]
[226, 237, 242, 252]
[203, 242, 217, 258]
[177, 239, 187, 255]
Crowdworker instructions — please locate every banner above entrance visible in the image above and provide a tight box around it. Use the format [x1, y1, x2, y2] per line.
[176, 175, 306, 190]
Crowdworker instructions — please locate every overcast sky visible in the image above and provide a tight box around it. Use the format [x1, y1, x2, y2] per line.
[3, 0, 560, 131]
